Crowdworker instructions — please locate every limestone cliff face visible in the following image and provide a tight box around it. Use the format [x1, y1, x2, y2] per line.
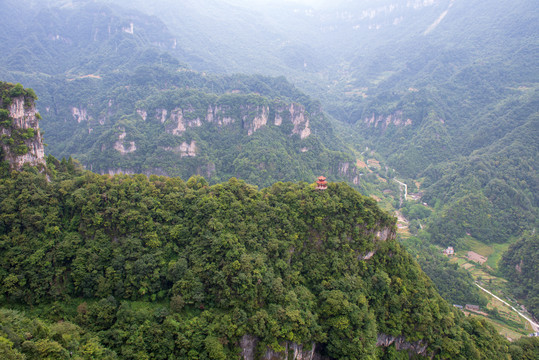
[363, 111, 413, 130]
[71, 106, 89, 123]
[241, 105, 269, 136]
[206, 105, 235, 126]
[240, 335, 329, 360]
[167, 107, 203, 135]
[239, 332, 427, 359]
[376, 334, 429, 357]
[139, 100, 312, 139]
[289, 103, 311, 139]
[161, 141, 197, 157]
[0, 95, 46, 170]
[113, 129, 137, 155]
[336, 161, 361, 185]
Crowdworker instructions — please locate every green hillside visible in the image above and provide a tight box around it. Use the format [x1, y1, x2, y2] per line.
[1, 159, 537, 359]
[0, 1, 362, 189]
[500, 232, 539, 318]
[0, 0, 537, 348]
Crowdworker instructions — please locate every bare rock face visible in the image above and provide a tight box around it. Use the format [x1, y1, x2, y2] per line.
[162, 141, 197, 157]
[71, 106, 88, 123]
[262, 342, 322, 360]
[376, 334, 429, 357]
[0, 96, 46, 170]
[137, 109, 147, 121]
[168, 107, 202, 135]
[113, 129, 136, 155]
[242, 105, 269, 136]
[206, 105, 235, 126]
[239, 336, 330, 360]
[290, 103, 311, 139]
[375, 227, 396, 242]
[364, 111, 413, 130]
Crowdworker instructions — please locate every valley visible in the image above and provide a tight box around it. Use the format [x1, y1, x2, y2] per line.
[0, 0, 538, 358]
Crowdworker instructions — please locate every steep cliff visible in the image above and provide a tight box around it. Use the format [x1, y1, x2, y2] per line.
[69, 81, 359, 188]
[0, 82, 45, 171]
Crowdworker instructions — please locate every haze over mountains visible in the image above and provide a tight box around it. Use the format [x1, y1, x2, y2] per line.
[2, 0, 536, 243]
[0, 0, 538, 356]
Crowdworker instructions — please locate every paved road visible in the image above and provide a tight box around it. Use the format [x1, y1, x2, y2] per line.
[393, 179, 407, 200]
[475, 283, 539, 332]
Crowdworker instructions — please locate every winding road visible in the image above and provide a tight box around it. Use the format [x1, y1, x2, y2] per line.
[475, 283, 539, 332]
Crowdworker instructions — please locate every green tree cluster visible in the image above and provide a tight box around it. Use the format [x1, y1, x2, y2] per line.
[0, 162, 534, 359]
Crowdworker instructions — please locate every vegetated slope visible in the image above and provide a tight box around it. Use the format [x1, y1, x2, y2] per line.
[0, 162, 533, 359]
[0, 308, 116, 359]
[344, 0, 539, 245]
[0, 85, 535, 359]
[0, 1, 361, 189]
[99, 0, 539, 246]
[0, 0, 199, 75]
[424, 109, 539, 246]
[500, 232, 539, 319]
[40, 71, 359, 188]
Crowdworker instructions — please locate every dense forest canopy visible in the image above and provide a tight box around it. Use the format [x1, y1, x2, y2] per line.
[0, 158, 537, 359]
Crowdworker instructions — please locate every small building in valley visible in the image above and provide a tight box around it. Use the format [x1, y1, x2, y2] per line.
[465, 304, 480, 312]
[443, 246, 455, 256]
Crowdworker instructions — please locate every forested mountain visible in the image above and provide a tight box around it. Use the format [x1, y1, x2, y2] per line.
[1, 83, 538, 358]
[0, 1, 362, 188]
[2, 0, 536, 244]
[0, 0, 538, 353]
[0, 151, 535, 358]
[13, 0, 532, 247]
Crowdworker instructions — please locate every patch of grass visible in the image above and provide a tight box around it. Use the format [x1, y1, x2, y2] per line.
[485, 242, 511, 270]
[461, 237, 494, 256]
[458, 238, 512, 271]
[480, 316, 528, 340]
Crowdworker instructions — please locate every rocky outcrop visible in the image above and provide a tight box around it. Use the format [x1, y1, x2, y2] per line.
[137, 109, 147, 121]
[239, 332, 429, 360]
[122, 22, 134, 34]
[104, 168, 136, 176]
[376, 334, 429, 357]
[336, 162, 361, 185]
[364, 111, 412, 130]
[242, 105, 269, 136]
[206, 105, 235, 126]
[145, 100, 312, 139]
[156, 109, 168, 123]
[240, 335, 329, 360]
[162, 141, 197, 157]
[289, 103, 311, 139]
[0, 95, 46, 170]
[168, 107, 202, 135]
[71, 106, 88, 123]
[113, 130, 136, 155]
[375, 227, 395, 242]
[274, 112, 283, 126]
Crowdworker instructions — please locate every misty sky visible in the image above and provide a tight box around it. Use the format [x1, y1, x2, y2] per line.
[226, 0, 329, 8]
